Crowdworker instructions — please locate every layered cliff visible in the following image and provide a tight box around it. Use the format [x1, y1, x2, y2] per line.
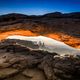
[0, 12, 80, 48]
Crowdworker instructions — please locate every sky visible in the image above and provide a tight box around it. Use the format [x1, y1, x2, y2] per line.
[0, 0, 80, 15]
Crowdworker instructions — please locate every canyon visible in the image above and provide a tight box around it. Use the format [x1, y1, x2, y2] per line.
[0, 12, 80, 48]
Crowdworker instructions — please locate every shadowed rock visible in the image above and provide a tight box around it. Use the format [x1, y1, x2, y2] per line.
[0, 43, 79, 80]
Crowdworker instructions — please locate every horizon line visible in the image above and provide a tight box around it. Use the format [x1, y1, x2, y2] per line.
[0, 11, 80, 16]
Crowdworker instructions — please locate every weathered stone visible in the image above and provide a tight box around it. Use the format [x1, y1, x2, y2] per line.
[0, 44, 80, 80]
[5, 74, 31, 80]
[0, 63, 11, 68]
[0, 68, 18, 79]
[22, 68, 46, 80]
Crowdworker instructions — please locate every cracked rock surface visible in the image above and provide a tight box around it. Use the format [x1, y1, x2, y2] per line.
[0, 44, 80, 80]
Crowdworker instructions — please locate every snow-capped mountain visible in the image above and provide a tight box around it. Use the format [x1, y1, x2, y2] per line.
[6, 35, 80, 55]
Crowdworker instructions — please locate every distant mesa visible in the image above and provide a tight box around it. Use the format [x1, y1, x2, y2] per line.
[0, 12, 80, 22]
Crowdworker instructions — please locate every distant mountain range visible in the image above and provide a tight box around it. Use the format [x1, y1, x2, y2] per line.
[0, 12, 80, 22]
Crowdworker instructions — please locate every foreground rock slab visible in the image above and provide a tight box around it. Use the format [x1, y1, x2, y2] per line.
[0, 45, 80, 80]
[0, 68, 18, 79]
[22, 68, 46, 80]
